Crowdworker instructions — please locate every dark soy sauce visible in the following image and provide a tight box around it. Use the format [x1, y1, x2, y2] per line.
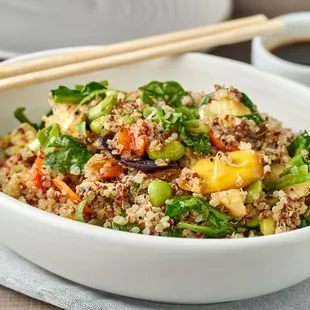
[270, 40, 310, 66]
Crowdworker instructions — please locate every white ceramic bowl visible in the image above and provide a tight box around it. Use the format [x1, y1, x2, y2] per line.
[252, 12, 310, 86]
[1, 49, 310, 304]
[0, 0, 232, 57]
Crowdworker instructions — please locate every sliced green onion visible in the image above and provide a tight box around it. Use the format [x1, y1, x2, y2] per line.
[88, 95, 117, 121]
[142, 107, 164, 121]
[76, 121, 86, 134]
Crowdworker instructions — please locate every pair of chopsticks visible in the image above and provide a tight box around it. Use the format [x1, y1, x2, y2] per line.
[0, 14, 285, 91]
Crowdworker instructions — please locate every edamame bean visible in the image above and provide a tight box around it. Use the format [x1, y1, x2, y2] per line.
[147, 140, 185, 161]
[148, 180, 172, 207]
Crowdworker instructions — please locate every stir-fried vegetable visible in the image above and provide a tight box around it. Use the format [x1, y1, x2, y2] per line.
[118, 126, 147, 157]
[266, 131, 310, 191]
[43, 135, 92, 175]
[165, 196, 235, 238]
[74, 195, 95, 222]
[14, 107, 42, 130]
[51, 81, 108, 104]
[88, 94, 118, 121]
[53, 177, 81, 202]
[239, 92, 264, 124]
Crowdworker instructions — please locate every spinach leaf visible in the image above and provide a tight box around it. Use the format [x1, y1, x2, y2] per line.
[288, 131, 310, 157]
[178, 222, 235, 238]
[139, 81, 187, 108]
[179, 126, 211, 154]
[165, 196, 232, 223]
[140, 80, 211, 154]
[166, 226, 183, 238]
[51, 86, 84, 104]
[165, 196, 234, 238]
[14, 107, 41, 130]
[111, 222, 140, 232]
[240, 92, 264, 124]
[43, 135, 92, 175]
[51, 80, 108, 104]
[175, 106, 198, 120]
[165, 196, 209, 219]
[81, 81, 108, 96]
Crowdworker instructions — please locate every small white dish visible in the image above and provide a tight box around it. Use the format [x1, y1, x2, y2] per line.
[251, 12, 310, 86]
[1, 48, 310, 304]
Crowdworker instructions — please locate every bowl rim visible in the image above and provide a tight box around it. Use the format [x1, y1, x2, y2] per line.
[252, 12, 310, 72]
[2, 47, 310, 249]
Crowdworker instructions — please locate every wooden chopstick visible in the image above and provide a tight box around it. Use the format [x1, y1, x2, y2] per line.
[0, 14, 267, 79]
[0, 18, 285, 91]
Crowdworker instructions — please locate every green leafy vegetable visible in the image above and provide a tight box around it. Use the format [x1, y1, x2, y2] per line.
[178, 222, 235, 238]
[51, 80, 108, 104]
[74, 195, 95, 223]
[288, 131, 310, 157]
[43, 135, 92, 175]
[266, 131, 310, 191]
[165, 196, 209, 219]
[111, 222, 140, 232]
[139, 81, 187, 108]
[166, 226, 183, 238]
[51, 86, 84, 104]
[140, 80, 211, 154]
[179, 126, 211, 153]
[175, 106, 198, 120]
[266, 165, 310, 191]
[240, 92, 264, 124]
[165, 196, 234, 238]
[14, 107, 41, 130]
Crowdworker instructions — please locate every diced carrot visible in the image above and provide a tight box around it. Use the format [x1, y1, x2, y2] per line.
[53, 177, 81, 203]
[34, 156, 44, 171]
[102, 165, 124, 179]
[29, 156, 46, 192]
[83, 205, 93, 215]
[208, 130, 238, 152]
[118, 126, 147, 157]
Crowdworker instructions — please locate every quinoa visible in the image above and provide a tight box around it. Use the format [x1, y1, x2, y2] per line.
[1, 81, 310, 239]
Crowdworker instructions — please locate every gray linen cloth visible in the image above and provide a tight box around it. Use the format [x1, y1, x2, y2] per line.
[0, 244, 308, 310]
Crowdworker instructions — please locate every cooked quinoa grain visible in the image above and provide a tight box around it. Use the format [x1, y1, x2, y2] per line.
[2, 80, 310, 239]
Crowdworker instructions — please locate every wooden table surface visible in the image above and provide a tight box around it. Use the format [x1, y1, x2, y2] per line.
[1, 1, 310, 309]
